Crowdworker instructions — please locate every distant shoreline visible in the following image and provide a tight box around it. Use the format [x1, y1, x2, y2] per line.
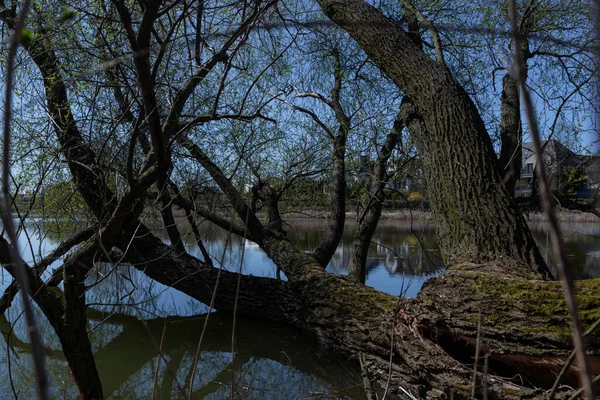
[24, 207, 599, 224]
[277, 209, 600, 223]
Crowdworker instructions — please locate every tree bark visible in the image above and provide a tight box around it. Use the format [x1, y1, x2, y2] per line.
[498, 4, 534, 196]
[62, 247, 104, 399]
[316, 0, 552, 280]
[5, 228, 600, 399]
[156, 175, 187, 254]
[26, 36, 116, 221]
[6, 2, 593, 398]
[21, 221, 594, 399]
[0, 225, 97, 314]
[120, 223, 301, 323]
[178, 137, 266, 243]
[250, 237, 600, 398]
[255, 182, 286, 235]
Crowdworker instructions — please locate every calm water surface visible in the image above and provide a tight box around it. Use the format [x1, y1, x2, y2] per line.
[1, 218, 599, 398]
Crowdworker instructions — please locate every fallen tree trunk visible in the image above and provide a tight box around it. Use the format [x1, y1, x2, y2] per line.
[119, 223, 302, 324]
[270, 246, 600, 399]
[115, 228, 600, 399]
[8, 222, 596, 398]
[414, 269, 600, 397]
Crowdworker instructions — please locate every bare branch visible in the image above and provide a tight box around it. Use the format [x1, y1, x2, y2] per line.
[401, 0, 445, 65]
[271, 92, 335, 139]
[0, 225, 97, 314]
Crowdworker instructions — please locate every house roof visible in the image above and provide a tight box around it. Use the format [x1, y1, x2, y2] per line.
[521, 139, 581, 168]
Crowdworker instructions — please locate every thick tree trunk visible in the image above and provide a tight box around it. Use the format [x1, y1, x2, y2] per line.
[256, 182, 286, 235]
[119, 223, 301, 323]
[6, 2, 591, 399]
[7, 225, 597, 398]
[316, 0, 551, 280]
[62, 250, 104, 399]
[347, 231, 371, 283]
[498, 10, 532, 197]
[26, 37, 116, 222]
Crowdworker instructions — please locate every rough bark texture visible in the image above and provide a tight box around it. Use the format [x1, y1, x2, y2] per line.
[247, 237, 600, 399]
[120, 223, 301, 323]
[316, 0, 551, 280]
[62, 247, 104, 399]
[6, 224, 598, 399]
[255, 182, 286, 235]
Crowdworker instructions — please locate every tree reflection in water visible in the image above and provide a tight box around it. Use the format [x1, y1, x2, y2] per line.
[1, 297, 363, 399]
[2, 218, 600, 397]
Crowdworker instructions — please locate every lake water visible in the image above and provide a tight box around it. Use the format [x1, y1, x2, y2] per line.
[1, 218, 599, 399]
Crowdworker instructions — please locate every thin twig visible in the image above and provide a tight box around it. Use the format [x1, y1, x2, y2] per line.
[382, 292, 409, 400]
[0, 2, 49, 399]
[151, 321, 167, 400]
[471, 311, 482, 399]
[358, 352, 376, 400]
[549, 316, 600, 399]
[401, 0, 446, 65]
[507, 1, 596, 398]
[230, 208, 251, 399]
[44, 19, 597, 88]
[5, 312, 24, 399]
[483, 354, 489, 400]
[130, 305, 187, 398]
[398, 385, 419, 400]
[0, 225, 97, 314]
[188, 214, 237, 398]
[567, 375, 600, 400]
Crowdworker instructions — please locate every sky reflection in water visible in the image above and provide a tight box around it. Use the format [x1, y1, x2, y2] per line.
[0, 218, 599, 398]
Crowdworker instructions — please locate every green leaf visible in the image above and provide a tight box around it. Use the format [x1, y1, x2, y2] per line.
[59, 7, 76, 22]
[21, 28, 34, 47]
